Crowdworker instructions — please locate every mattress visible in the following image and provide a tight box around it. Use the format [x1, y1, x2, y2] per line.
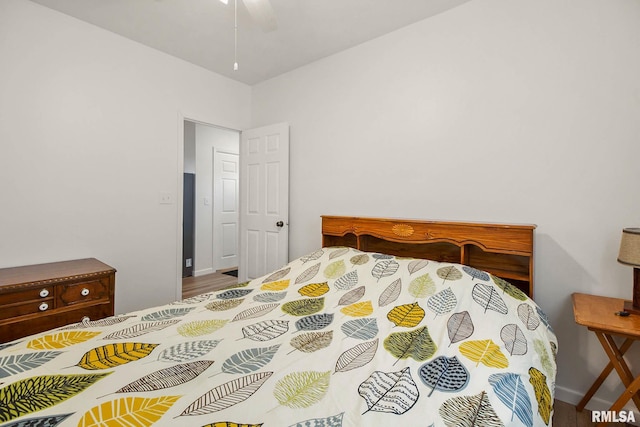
[0, 247, 557, 426]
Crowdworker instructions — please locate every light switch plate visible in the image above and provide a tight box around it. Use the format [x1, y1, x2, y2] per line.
[159, 192, 174, 204]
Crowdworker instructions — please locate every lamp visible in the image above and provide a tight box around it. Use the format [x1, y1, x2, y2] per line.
[618, 227, 640, 315]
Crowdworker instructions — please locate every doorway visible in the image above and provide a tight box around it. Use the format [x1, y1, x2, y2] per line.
[182, 120, 240, 279]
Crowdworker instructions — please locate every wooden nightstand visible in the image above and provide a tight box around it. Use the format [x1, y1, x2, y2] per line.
[572, 293, 640, 426]
[0, 258, 116, 343]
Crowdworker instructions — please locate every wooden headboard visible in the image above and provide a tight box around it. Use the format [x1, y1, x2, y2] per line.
[321, 216, 536, 298]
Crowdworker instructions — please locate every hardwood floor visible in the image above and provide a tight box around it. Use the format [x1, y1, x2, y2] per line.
[182, 269, 239, 299]
[181, 272, 636, 427]
[553, 400, 638, 427]
[553, 400, 596, 427]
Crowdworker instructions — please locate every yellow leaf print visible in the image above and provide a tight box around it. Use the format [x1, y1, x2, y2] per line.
[298, 282, 330, 297]
[27, 331, 102, 350]
[459, 339, 509, 368]
[261, 279, 290, 291]
[529, 367, 552, 424]
[78, 396, 181, 427]
[76, 342, 159, 370]
[341, 301, 373, 317]
[387, 302, 425, 328]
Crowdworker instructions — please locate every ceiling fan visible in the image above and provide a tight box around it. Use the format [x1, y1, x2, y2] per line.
[219, 0, 278, 32]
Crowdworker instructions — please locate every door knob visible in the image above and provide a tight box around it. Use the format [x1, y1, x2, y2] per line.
[276, 221, 284, 227]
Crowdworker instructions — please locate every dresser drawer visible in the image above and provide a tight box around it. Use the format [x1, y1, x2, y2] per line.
[57, 278, 109, 306]
[0, 286, 54, 305]
[0, 302, 113, 342]
[50, 302, 114, 328]
[0, 297, 55, 320]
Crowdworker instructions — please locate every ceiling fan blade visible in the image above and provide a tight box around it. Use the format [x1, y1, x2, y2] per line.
[242, 0, 278, 32]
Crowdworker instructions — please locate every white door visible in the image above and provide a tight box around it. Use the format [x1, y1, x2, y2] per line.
[239, 122, 289, 282]
[213, 150, 239, 271]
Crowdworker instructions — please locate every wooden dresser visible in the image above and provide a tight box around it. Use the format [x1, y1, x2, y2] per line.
[0, 258, 116, 343]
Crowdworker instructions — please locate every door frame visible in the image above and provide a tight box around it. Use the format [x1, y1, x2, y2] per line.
[176, 112, 241, 301]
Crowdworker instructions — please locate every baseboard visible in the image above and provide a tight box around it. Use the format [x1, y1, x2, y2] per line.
[193, 268, 214, 277]
[555, 385, 640, 425]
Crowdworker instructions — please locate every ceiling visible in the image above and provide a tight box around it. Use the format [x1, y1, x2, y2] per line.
[29, 0, 471, 85]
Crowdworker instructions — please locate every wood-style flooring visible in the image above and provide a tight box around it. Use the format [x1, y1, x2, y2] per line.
[181, 271, 636, 427]
[182, 269, 239, 299]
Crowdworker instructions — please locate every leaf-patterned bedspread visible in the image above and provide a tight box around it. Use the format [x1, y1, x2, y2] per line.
[0, 247, 557, 427]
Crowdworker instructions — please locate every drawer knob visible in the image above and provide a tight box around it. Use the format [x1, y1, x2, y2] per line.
[39, 289, 49, 298]
[39, 302, 49, 311]
[81, 288, 90, 296]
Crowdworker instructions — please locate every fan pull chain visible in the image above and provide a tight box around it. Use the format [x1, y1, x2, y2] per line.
[233, 0, 239, 71]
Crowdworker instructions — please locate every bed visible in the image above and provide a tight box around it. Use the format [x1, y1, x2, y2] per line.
[0, 216, 557, 427]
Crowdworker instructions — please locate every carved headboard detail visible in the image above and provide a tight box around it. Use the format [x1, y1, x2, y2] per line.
[321, 215, 536, 298]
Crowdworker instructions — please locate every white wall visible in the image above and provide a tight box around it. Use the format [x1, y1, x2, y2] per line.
[194, 124, 239, 275]
[252, 0, 640, 414]
[0, 0, 251, 313]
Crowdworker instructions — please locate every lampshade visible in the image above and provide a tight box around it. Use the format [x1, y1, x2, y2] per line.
[618, 228, 640, 267]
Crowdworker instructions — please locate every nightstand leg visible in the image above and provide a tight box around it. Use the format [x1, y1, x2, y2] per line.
[603, 335, 637, 385]
[576, 338, 634, 411]
[609, 374, 640, 414]
[595, 332, 640, 412]
[596, 375, 640, 427]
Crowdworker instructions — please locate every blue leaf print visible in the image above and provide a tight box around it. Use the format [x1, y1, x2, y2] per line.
[222, 345, 281, 374]
[288, 412, 344, 426]
[141, 307, 195, 321]
[254, 292, 288, 303]
[536, 306, 554, 333]
[1, 413, 73, 427]
[0, 342, 21, 352]
[372, 253, 394, 260]
[462, 266, 490, 281]
[341, 318, 379, 340]
[488, 372, 533, 427]
[418, 355, 469, 397]
[0, 351, 63, 379]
